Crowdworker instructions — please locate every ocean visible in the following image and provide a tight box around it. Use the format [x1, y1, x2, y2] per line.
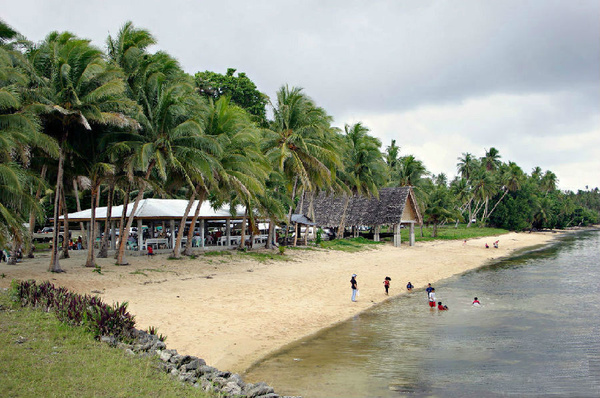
[245, 230, 600, 397]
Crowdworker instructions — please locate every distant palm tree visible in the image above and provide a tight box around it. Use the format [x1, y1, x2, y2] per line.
[482, 147, 501, 172]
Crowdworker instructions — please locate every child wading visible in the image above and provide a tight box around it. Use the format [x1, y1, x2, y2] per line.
[383, 277, 391, 295]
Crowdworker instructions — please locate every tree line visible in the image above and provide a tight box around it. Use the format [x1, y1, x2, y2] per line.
[1, 20, 598, 270]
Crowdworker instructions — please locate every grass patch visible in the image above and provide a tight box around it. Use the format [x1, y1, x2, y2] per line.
[239, 251, 291, 263]
[130, 270, 148, 277]
[320, 237, 384, 252]
[404, 224, 509, 242]
[204, 251, 232, 257]
[0, 291, 211, 398]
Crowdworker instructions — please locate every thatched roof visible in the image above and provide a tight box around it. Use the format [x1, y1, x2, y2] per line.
[297, 187, 422, 227]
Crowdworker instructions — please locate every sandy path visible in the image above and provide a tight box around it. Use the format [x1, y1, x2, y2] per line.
[0, 231, 559, 373]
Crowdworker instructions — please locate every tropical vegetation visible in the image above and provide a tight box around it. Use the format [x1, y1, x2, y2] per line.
[1, 19, 598, 270]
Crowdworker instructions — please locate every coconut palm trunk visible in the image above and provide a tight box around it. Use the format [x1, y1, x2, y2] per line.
[114, 185, 131, 259]
[27, 164, 47, 258]
[116, 160, 155, 265]
[173, 189, 197, 258]
[61, 188, 70, 259]
[98, 181, 114, 258]
[284, 177, 298, 244]
[337, 196, 351, 239]
[85, 182, 99, 267]
[239, 208, 248, 250]
[183, 190, 206, 256]
[49, 145, 65, 273]
[72, 179, 88, 249]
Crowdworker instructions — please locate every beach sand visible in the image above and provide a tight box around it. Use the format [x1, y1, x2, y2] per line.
[0, 231, 558, 374]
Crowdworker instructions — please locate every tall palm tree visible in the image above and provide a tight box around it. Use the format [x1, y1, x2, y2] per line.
[384, 139, 400, 185]
[264, 85, 340, 240]
[540, 171, 558, 195]
[336, 122, 385, 235]
[29, 31, 137, 272]
[114, 74, 207, 264]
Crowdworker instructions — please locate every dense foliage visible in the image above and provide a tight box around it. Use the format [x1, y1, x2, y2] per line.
[0, 18, 598, 269]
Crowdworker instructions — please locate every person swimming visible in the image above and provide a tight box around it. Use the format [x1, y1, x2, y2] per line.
[438, 301, 448, 310]
[472, 297, 481, 306]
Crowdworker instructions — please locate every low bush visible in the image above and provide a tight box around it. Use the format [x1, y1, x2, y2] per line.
[10, 280, 135, 341]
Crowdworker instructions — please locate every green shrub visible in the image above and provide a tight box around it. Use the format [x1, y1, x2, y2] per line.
[10, 280, 135, 341]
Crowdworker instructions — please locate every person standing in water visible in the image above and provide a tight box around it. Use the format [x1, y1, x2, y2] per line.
[351, 274, 358, 302]
[428, 288, 436, 308]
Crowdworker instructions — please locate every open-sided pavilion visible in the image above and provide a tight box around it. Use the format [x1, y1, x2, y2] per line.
[296, 186, 423, 247]
[60, 199, 268, 252]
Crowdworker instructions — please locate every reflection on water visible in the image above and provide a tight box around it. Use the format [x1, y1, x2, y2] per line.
[245, 231, 600, 397]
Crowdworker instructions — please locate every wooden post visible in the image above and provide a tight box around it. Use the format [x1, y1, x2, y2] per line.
[393, 224, 401, 248]
[410, 222, 415, 246]
[170, 219, 175, 249]
[200, 219, 205, 248]
[374, 225, 380, 242]
[226, 218, 231, 247]
[137, 219, 143, 251]
[110, 221, 116, 250]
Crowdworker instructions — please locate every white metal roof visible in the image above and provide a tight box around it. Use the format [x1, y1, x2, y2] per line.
[60, 199, 245, 221]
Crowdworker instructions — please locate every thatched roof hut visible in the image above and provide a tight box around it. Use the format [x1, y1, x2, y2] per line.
[296, 187, 422, 247]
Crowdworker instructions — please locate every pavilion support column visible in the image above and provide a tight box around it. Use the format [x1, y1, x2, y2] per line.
[374, 225, 380, 242]
[86, 222, 91, 247]
[226, 218, 231, 247]
[170, 219, 175, 249]
[137, 219, 143, 251]
[410, 222, 415, 246]
[110, 221, 116, 250]
[393, 224, 401, 248]
[200, 219, 205, 248]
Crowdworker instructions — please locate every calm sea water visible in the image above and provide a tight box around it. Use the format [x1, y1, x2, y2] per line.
[245, 230, 600, 397]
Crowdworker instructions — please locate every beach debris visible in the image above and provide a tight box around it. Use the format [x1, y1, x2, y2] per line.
[293, 358, 302, 361]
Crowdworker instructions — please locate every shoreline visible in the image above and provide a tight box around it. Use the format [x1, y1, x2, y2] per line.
[0, 230, 565, 375]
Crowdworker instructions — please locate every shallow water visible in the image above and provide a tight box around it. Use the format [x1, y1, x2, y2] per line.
[245, 230, 600, 397]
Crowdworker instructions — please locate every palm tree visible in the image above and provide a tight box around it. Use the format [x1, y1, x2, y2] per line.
[457, 152, 477, 181]
[0, 21, 58, 259]
[264, 85, 340, 241]
[114, 74, 207, 264]
[540, 171, 558, 195]
[336, 122, 385, 235]
[29, 31, 137, 272]
[384, 139, 400, 185]
[482, 147, 501, 172]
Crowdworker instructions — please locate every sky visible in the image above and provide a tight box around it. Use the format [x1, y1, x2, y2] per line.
[3, 0, 599, 191]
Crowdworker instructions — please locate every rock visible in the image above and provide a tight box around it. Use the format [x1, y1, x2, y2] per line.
[245, 382, 275, 398]
[212, 376, 228, 387]
[152, 340, 166, 351]
[159, 350, 173, 362]
[100, 336, 116, 346]
[196, 365, 218, 377]
[183, 358, 206, 371]
[178, 372, 197, 384]
[125, 349, 135, 356]
[256, 394, 279, 398]
[228, 373, 244, 387]
[222, 381, 243, 396]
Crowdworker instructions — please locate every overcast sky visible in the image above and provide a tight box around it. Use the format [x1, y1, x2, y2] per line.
[3, 0, 599, 191]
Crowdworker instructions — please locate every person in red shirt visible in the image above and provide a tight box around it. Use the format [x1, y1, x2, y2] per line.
[438, 301, 448, 310]
[147, 245, 154, 256]
[383, 277, 391, 295]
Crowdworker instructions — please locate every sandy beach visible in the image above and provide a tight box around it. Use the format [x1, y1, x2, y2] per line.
[0, 231, 559, 375]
